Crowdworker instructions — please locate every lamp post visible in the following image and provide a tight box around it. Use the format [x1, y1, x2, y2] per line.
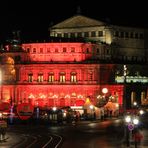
[125, 114, 139, 148]
[133, 101, 137, 109]
[97, 88, 108, 107]
[133, 117, 139, 148]
[89, 105, 94, 120]
[125, 115, 131, 147]
[123, 65, 127, 113]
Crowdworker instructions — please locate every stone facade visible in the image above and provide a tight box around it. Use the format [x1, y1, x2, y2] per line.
[49, 15, 148, 62]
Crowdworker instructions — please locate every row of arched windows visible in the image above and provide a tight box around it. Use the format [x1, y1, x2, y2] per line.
[28, 72, 77, 83]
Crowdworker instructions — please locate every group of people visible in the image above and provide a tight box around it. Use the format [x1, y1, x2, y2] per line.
[100, 107, 119, 120]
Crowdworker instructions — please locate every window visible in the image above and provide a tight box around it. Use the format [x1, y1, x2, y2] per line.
[27, 48, 30, 52]
[71, 47, 75, 52]
[47, 48, 50, 53]
[125, 32, 129, 38]
[71, 72, 77, 82]
[91, 31, 96, 37]
[33, 48, 36, 53]
[40, 48, 43, 53]
[55, 48, 58, 52]
[84, 32, 89, 37]
[64, 33, 68, 38]
[106, 48, 110, 54]
[139, 33, 144, 39]
[86, 48, 89, 53]
[28, 73, 33, 82]
[57, 33, 62, 37]
[120, 32, 124, 38]
[70, 33, 75, 38]
[115, 31, 119, 37]
[48, 72, 54, 82]
[135, 33, 138, 39]
[60, 72, 66, 82]
[130, 32, 133, 38]
[98, 31, 103, 37]
[96, 48, 100, 54]
[63, 47, 66, 52]
[77, 32, 82, 37]
[38, 73, 43, 82]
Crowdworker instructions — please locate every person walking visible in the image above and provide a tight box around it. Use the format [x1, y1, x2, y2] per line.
[132, 129, 143, 148]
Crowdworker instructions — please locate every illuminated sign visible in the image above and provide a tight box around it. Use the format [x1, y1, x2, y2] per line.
[115, 76, 148, 83]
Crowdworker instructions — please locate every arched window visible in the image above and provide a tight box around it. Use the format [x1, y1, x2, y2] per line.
[38, 73, 43, 82]
[63, 47, 67, 52]
[28, 73, 33, 82]
[59, 72, 66, 82]
[55, 48, 58, 52]
[33, 48, 36, 53]
[71, 72, 77, 82]
[48, 72, 54, 82]
[96, 48, 100, 54]
[86, 48, 89, 53]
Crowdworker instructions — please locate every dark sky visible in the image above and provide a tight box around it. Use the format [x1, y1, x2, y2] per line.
[0, 0, 148, 42]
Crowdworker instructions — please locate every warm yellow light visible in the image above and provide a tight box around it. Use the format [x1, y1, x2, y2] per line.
[116, 103, 119, 108]
[85, 98, 91, 103]
[52, 107, 57, 111]
[0, 113, 2, 118]
[102, 88, 108, 94]
[139, 110, 144, 115]
[133, 118, 139, 125]
[133, 102, 137, 106]
[89, 105, 94, 109]
[125, 115, 131, 123]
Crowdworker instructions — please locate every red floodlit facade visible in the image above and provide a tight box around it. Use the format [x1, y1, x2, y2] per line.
[0, 42, 123, 109]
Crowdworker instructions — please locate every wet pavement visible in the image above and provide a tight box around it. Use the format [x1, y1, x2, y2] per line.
[0, 117, 148, 148]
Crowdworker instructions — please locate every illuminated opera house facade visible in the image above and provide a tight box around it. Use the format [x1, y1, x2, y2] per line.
[0, 14, 148, 110]
[0, 41, 123, 109]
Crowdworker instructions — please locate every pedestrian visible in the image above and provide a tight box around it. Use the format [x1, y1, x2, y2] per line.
[100, 108, 104, 120]
[0, 120, 7, 141]
[132, 129, 143, 147]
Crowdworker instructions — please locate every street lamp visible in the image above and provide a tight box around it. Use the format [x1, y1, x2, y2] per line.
[97, 88, 108, 107]
[102, 88, 108, 94]
[52, 107, 57, 112]
[139, 109, 144, 115]
[124, 114, 140, 147]
[123, 65, 127, 114]
[125, 115, 131, 147]
[89, 105, 94, 120]
[133, 101, 137, 108]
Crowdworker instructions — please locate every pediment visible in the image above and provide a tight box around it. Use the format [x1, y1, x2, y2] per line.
[51, 15, 106, 29]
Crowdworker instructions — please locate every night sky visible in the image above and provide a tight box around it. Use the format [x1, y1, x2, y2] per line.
[0, 0, 148, 42]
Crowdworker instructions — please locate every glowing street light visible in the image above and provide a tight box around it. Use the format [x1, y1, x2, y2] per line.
[125, 115, 131, 123]
[124, 114, 140, 147]
[89, 105, 94, 120]
[52, 107, 57, 111]
[89, 105, 94, 110]
[123, 65, 127, 113]
[133, 118, 139, 125]
[139, 109, 144, 115]
[133, 101, 137, 106]
[102, 88, 108, 94]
